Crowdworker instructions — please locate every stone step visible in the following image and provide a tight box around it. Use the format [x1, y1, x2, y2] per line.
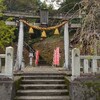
[22, 73, 66, 76]
[14, 71, 69, 100]
[20, 84, 67, 89]
[15, 96, 70, 100]
[22, 75, 64, 79]
[17, 89, 69, 96]
[21, 79, 65, 84]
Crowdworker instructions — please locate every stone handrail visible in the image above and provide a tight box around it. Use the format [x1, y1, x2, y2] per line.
[0, 47, 14, 79]
[0, 54, 6, 58]
[80, 55, 100, 60]
[71, 48, 100, 81]
[0, 54, 5, 71]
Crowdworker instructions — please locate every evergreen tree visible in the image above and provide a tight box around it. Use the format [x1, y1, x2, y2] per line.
[0, 0, 15, 48]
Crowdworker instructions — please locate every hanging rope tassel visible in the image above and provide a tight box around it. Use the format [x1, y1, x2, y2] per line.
[41, 30, 47, 38]
[29, 27, 34, 34]
[54, 28, 60, 35]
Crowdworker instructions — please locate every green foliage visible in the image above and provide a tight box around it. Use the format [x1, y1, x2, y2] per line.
[0, 0, 15, 49]
[0, 0, 6, 16]
[4, 0, 46, 12]
[4, 0, 54, 14]
[0, 20, 15, 48]
[40, 1, 48, 9]
[6, 17, 14, 21]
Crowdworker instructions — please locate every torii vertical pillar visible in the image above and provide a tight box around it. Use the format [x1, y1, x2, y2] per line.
[64, 22, 69, 69]
[16, 21, 24, 70]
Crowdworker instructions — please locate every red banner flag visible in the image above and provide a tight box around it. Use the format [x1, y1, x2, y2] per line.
[35, 50, 39, 66]
[53, 47, 60, 66]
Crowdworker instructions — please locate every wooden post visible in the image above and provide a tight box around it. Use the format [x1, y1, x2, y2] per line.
[64, 22, 69, 69]
[71, 48, 80, 81]
[5, 47, 14, 79]
[84, 59, 89, 73]
[92, 59, 97, 73]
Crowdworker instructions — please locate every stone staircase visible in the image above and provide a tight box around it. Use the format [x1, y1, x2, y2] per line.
[14, 73, 70, 100]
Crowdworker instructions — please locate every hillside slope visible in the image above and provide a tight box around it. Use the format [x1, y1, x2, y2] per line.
[33, 36, 65, 66]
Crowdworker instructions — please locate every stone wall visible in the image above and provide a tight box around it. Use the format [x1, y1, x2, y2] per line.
[70, 75, 100, 100]
[0, 75, 22, 100]
[12, 76, 22, 99]
[0, 76, 13, 100]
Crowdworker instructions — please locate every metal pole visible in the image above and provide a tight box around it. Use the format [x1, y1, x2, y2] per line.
[64, 22, 69, 69]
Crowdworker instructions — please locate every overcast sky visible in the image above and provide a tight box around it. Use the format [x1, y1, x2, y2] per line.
[40, 0, 63, 9]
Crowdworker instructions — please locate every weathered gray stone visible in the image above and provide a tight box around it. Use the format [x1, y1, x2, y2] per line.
[70, 75, 100, 100]
[0, 75, 22, 100]
[0, 76, 13, 100]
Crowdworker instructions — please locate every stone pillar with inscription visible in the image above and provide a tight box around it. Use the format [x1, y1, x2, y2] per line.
[5, 46, 14, 79]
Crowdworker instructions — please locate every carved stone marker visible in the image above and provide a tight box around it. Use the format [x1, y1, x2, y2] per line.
[71, 48, 80, 81]
[5, 47, 14, 79]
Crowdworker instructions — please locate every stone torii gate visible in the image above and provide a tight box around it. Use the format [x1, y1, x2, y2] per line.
[15, 21, 24, 70]
[15, 20, 69, 70]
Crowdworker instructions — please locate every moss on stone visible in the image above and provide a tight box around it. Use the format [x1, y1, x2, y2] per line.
[77, 77, 100, 100]
[64, 76, 70, 91]
[14, 77, 22, 92]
